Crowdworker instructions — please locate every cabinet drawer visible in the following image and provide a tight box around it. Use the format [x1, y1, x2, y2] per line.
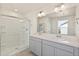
[43, 40, 57, 47]
[43, 40, 73, 53]
[30, 36, 41, 42]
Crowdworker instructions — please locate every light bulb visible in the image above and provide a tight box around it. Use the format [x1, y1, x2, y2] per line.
[38, 13, 42, 17]
[38, 11, 45, 17]
[54, 8, 58, 12]
[61, 5, 65, 9]
[41, 12, 45, 16]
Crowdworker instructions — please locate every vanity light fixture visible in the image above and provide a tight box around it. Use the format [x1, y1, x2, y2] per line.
[54, 4, 65, 13]
[38, 13, 41, 17]
[38, 11, 45, 17]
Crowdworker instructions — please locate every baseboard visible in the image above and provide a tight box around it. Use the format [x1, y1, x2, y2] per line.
[9, 46, 29, 56]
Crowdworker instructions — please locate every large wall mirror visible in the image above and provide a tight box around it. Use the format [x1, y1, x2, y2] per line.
[37, 7, 76, 36]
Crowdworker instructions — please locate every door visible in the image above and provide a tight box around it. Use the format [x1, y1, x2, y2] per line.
[42, 44, 54, 56]
[0, 16, 29, 56]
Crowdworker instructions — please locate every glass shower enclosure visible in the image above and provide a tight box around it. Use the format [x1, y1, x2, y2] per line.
[0, 14, 30, 56]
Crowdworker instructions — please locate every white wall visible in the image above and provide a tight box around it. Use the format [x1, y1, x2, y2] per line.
[25, 12, 38, 35]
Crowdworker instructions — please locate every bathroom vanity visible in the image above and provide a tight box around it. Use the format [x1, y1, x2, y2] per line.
[29, 6, 79, 56]
[30, 33, 79, 56]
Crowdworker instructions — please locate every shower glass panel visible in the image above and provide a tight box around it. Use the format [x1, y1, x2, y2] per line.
[0, 16, 30, 56]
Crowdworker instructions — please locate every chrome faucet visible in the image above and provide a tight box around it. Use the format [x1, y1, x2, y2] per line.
[56, 28, 61, 38]
[56, 35, 61, 37]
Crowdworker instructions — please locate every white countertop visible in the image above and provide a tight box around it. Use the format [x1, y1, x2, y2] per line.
[31, 33, 79, 48]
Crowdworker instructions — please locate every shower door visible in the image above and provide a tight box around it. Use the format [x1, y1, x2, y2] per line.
[0, 16, 29, 56]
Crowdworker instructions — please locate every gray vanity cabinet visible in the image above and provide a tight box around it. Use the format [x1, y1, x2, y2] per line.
[30, 36, 79, 56]
[55, 48, 73, 56]
[42, 39, 74, 56]
[29, 37, 41, 56]
[42, 44, 54, 56]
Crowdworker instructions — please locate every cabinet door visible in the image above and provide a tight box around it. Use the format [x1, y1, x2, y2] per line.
[55, 48, 73, 56]
[29, 39, 35, 54]
[29, 38, 41, 56]
[42, 44, 54, 56]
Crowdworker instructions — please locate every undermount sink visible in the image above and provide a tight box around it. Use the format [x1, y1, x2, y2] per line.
[58, 40, 70, 43]
[61, 41, 69, 43]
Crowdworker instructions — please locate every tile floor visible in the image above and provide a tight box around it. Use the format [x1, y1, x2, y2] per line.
[15, 49, 35, 56]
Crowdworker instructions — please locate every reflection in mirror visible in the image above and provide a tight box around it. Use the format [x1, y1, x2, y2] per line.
[37, 16, 76, 36]
[37, 17, 51, 33]
[37, 7, 76, 36]
[58, 19, 68, 35]
[38, 23, 45, 33]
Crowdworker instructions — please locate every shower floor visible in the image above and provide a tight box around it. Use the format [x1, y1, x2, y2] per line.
[15, 49, 35, 56]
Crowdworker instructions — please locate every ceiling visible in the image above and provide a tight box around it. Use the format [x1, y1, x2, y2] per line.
[0, 3, 78, 15]
[0, 3, 58, 15]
